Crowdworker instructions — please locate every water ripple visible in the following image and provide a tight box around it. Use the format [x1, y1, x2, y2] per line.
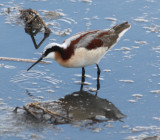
[10, 70, 62, 94]
[10, 70, 46, 83]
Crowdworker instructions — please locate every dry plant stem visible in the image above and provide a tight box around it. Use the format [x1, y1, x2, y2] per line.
[23, 105, 39, 119]
[0, 57, 49, 64]
[27, 103, 72, 121]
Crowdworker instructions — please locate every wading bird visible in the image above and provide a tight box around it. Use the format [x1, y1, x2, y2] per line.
[27, 22, 130, 90]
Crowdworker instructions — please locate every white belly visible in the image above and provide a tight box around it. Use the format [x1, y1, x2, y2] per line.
[59, 47, 108, 68]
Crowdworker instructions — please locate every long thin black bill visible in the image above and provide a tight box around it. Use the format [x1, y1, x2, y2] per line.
[27, 56, 43, 71]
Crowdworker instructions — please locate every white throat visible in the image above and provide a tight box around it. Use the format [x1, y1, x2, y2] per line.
[44, 52, 55, 60]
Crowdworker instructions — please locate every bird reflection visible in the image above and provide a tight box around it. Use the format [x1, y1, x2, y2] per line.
[22, 89, 126, 125]
[59, 90, 126, 122]
[19, 71, 126, 124]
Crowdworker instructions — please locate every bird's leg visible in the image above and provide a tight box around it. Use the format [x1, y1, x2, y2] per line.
[96, 64, 101, 92]
[80, 67, 85, 91]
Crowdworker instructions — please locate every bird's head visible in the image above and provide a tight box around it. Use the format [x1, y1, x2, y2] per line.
[27, 43, 62, 71]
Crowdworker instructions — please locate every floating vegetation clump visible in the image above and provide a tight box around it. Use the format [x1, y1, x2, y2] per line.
[19, 9, 51, 49]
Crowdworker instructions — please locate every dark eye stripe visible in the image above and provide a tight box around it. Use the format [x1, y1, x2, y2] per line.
[44, 46, 63, 57]
[44, 47, 53, 56]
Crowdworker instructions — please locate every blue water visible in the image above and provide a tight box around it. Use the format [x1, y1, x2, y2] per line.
[0, 0, 160, 139]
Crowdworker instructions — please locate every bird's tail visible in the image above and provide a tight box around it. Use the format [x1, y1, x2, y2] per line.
[112, 22, 130, 34]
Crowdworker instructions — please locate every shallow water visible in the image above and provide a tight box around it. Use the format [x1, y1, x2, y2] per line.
[1, 0, 160, 139]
